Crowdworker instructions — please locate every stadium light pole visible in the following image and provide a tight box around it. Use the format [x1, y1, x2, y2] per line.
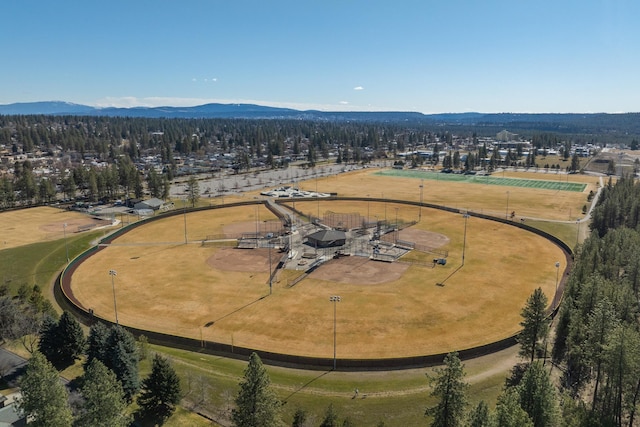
[419, 179, 424, 222]
[367, 194, 370, 222]
[505, 191, 510, 220]
[183, 199, 188, 244]
[462, 213, 470, 266]
[575, 219, 580, 249]
[555, 261, 561, 309]
[265, 221, 272, 295]
[383, 193, 387, 223]
[395, 207, 399, 243]
[63, 223, 69, 263]
[329, 295, 341, 370]
[109, 269, 119, 325]
[255, 205, 259, 239]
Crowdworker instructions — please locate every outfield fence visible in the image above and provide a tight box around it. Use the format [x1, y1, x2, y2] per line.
[56, 197, 572, 370]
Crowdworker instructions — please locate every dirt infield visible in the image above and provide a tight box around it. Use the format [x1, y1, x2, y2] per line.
[207, 248, 272, 272]
[39, 217, 100, 234]
[0, 207, 107, 249]
[309, 256, 408, 285]
[397, 228, 450, 248]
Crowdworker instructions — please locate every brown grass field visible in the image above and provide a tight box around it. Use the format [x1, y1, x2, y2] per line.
[264, 168, 599, 221]
[70, 198, 566, 360]
[0, 206, 110, 249]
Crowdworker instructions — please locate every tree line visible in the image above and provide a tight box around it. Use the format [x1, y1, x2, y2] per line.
[1, 293, 181, 426]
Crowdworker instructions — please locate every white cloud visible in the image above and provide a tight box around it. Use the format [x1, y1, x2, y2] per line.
[212, 78, 218, 82]
[353, 86, 364, 91]
[191, 78, 197, 82]
[339, 101, 349, 105]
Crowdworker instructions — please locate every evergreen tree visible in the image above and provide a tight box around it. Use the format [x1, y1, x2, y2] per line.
[232, 352, 281, 427]
[133, 170, 144, 198]
[77, 358, 130, 427]
[146, 168, 161, 198]
[37, 315, 60, 363]
[161, 173, 171, 200]
[56, 311, 86, 365]
[86, 322, 110, 365]
[467, 400, 490, 427]
[494, 388, 533, 427]
[39, 311, 84, 368]
[186, 175, 200, 207]
[570, 153, 581, 172]
[518, 288, 550, 362]
[137, 354, 182, 423]
[291, 407, 308, 427]
[425, 352, 468, 427]
[319, 403, 339, 427]
[517, 361, 558, 427]
[86, 324, 139, 401]
[108, 334, 140, 401]
[17, 352, 73, 427]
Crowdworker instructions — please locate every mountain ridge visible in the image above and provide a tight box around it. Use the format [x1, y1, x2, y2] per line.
[1, 101, 640, 135]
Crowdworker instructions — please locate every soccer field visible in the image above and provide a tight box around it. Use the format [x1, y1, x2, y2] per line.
[377, 170, 587, 192]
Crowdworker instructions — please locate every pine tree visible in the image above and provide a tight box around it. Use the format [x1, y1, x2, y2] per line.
[86, 322, 110, 365]
[137, 354, 182, 423]
[77, 358, 130, 427]
[517, 361, 558, 427]
[37, 315, 59, 363]
[319, 403, 339, 427]
[494, 388, 533, 427]
[467, 400, 490, 427]
[291, 407, 308, 427]
[232, 352, 281, 427]
[186, 175, 200, 207]
[425, 352, 468, 427]
[109, 338, 140, 401]
[518, 288, 550, 362]
[56, 311, 86, 365]
[86, 324, 139, 401]
[17, 352, 73, 427]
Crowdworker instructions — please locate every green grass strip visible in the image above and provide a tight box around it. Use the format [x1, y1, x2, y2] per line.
[376, 170, 587, 192]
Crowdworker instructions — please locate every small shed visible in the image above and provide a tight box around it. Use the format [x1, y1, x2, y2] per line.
[306, 230, 346, 248]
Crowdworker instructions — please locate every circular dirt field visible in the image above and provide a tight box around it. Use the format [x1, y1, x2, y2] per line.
[68, 202, 566, 360]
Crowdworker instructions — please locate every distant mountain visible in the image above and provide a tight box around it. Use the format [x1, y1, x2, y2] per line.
[0, 101, 431, 122]
[1, 101, 639, 135]
[0, 101, 97, 115]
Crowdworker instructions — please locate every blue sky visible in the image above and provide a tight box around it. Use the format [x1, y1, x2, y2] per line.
[1, 0, 639, 113]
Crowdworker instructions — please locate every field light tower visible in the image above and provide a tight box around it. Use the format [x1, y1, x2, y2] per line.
[183, 199, 188, 244]
[109, 269, 119, 325]
[329, 295, 341, 370]
[505, 190, 510, 220]
[554, 261, 561, 309]
[462, 213, 470, 266]
[419, 179, 424, 221]
[63, 223, 69, 263]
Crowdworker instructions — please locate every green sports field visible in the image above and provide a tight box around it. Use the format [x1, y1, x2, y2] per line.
[377, 170, 587, 192]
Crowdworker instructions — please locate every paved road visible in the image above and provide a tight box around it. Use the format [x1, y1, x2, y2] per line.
[168, 163, 377, 199]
